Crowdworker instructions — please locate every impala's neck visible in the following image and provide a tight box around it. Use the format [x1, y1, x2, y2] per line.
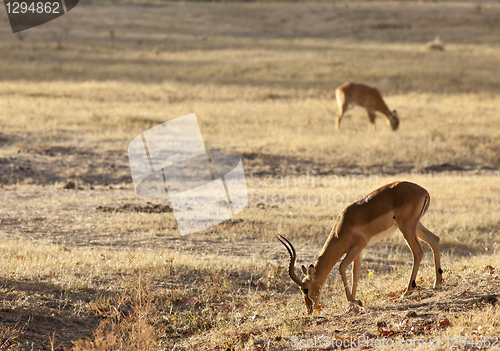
[383, 108, 394, 120]
[313, 235, 346, 286]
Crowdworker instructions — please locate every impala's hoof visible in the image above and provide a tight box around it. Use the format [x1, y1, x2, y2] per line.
[433, 281, 444, 289]
[352, 299, 363, 307]
[402, 290, 413, 299]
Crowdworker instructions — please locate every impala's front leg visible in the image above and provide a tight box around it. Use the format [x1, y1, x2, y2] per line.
[336, 110, 344, 130]
[351, 253, 362, 300]
[335, 97, 349, 130]
[339, 244, 365, 306]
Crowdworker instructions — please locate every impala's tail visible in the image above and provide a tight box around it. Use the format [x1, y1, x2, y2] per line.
[418, 194, 430, 220]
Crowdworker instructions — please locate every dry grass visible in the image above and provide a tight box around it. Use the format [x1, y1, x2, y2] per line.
[0, 1, 500, 350]
[1, 173, 499, 349]
[0, 227, 499, 350]
[1, 81, 500, 174]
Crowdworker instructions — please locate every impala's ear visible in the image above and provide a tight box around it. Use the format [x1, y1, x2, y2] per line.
[301, 265, 307, 275]
[307, 264, 316, 279]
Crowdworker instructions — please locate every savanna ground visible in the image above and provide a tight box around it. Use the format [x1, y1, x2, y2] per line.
[0, 0, 500, 349]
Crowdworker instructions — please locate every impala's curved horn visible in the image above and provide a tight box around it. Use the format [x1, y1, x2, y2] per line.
[277, 234, 303, 286]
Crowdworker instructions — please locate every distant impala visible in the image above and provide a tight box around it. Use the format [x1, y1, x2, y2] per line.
[278, 181, 442, 315]
[335, 82, 399, 131]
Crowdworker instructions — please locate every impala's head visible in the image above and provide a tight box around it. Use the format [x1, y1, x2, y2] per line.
[277, 235, 323, 315]
[390, 110, 399, 131]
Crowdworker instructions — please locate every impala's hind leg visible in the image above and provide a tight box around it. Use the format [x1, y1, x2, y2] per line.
[417, 222, 443, 288]
[367, 109, 376, 131]
[335, 89, 349, 130]
[399, 222, 424, 298]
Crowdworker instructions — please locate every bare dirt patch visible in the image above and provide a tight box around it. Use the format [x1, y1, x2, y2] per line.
[0, 279, 101, 350]
[95, 203, 173, 214]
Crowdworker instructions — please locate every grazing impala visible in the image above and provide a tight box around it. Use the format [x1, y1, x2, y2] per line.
[278, 181, 442, 315]
[335, 82, 399, 131]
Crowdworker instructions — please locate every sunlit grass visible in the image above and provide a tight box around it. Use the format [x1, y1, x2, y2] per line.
[1, 80, 500, 171]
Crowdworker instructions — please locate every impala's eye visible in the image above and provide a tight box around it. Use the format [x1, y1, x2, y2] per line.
[303, 289, 309, 294]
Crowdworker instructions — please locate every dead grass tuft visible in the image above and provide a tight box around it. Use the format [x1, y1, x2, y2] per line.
[70, 269, 157, 351]
[0, 324, 24, 350]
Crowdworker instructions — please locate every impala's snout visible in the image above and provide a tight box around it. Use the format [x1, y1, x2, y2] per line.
[304, 295, 314, 315]
[391, 110, 399, 131]
[304, 296, 323, 316]
[391, 120, 399, 130]
[302, 285, 321, 315]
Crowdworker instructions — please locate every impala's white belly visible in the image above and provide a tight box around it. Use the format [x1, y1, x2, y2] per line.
[367, 224, 399, 246]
